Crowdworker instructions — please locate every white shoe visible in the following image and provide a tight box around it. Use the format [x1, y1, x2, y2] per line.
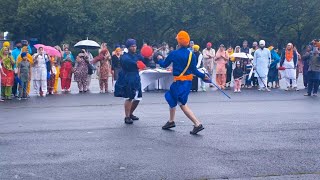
[234, 90, 237, 93]
[285, 87, 289, 91]
[294, 87, 299, 91]
[238, 90, 241, 93]
[258, 88, 262, 91]
[266, 88, 271, 92]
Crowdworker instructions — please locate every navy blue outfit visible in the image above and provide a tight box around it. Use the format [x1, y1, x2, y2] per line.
[158, 47, 205, 108]
[114, 52, 144, 100]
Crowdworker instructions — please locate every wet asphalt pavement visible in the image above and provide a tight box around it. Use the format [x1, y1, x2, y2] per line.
[1, 78, 320, 180]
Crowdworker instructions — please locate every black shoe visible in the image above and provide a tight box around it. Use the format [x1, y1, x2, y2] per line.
[124, 117, 133, 124]
[190, 124, 204, 135]
[130, 114, 139, 121]
[162, 121, 176, 130]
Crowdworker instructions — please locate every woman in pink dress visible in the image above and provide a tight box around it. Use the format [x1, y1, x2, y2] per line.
[214, 44, 229, 89]
[92, 49, 111, 93]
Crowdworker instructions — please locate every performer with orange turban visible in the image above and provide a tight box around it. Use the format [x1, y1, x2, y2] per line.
[157, 30, 209, 135]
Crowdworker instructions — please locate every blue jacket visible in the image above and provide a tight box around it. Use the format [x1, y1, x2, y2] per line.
[120, 52, 144, 73]
[158, 47, 205, 79]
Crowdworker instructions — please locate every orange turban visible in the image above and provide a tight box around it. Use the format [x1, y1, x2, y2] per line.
[176, 31, 190, 47]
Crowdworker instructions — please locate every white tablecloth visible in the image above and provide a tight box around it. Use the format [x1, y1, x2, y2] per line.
[139, 69, 173, 92]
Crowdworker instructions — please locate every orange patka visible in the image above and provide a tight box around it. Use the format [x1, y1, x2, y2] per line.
[173, 74, 193, 82]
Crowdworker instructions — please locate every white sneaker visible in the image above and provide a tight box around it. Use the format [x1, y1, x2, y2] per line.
[294, 87, 299, 91]
[266, 88, 271, 92]
[238, 90, 241, 93]
[234, 90, 237, 93]
[285, 87, 289, 91]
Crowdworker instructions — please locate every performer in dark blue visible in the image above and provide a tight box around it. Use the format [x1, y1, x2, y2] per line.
[114, 39, 146, 124]
[157, 31, 209, 135]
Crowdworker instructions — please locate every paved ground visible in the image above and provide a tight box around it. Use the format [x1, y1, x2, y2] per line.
[1, 77, 320, 180]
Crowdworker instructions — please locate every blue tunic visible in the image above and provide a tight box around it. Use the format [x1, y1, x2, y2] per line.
[158, 47, 205, 108]
[114, 52, 144, 100]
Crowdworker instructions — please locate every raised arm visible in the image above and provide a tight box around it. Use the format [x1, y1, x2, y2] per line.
[158, 52, 173, 68]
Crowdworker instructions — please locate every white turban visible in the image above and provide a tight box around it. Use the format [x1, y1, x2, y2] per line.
[259, 40, 266, 46]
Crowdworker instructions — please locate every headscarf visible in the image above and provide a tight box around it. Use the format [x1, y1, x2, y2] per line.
[227, 47, 235, 62]
[285, 43, 293, 62]
[176, 31, 190, 47]
[234, 46, 241, 53]
[0, 47, 13, 70]
[21, 46, 28, 53]
[193, 45, 200, 52]
[3, 41, 10, 48]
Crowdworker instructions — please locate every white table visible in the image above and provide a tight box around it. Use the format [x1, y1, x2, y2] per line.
[139, 69, 173, 92]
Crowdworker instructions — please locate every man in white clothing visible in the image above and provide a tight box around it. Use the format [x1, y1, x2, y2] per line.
[280, 43, 299, 91]
[253, 40, 271, 91]
[202, 42, 215, 86]
[32, 47, 49, 97]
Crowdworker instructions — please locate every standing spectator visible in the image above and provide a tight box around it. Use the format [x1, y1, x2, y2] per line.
[302, 45, 312, 88]
[304, 49, 320, 96]
[84, 49, 94, 91]
[202, 42, 215, 87]
[280, 43, 299, 91]
[32, 47, 49, 97]
[233, 61, 243, 92]
[159, 43, 170, 58]
[250, 42, 258, 56]
[47, 57, 57, 95]
[193, 45, 206, 91]
[253, 40, 271, 91]
[112, 47, 122, 87]
[214, 44, 229, 89]
[17, 53, 31, 100]
[244, 59, 253, 88]
[241, 40, 250, 68]
[267, 46, 281, 88]
[60, 49, 73, 92]
[62, 47, 75, 64]
[92, 49, 111, 93]
[226, 47, 235, 88]
[74, 52, 89, 93]
[11, 41, 22, 97]
[0, 47, 14, 100]
[17, 46, 33, 96]
[188, 41, 194, 51]
[53, 46, 63, 94]
[0, 59, 6, 102]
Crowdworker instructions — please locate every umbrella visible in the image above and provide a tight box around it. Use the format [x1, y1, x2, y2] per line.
[44, 46, 61, 57]
[34, 44, 61, 57]
[231, 53, 254, 59]
[34, 44, 45, 49]
[74, 38, 100, 49]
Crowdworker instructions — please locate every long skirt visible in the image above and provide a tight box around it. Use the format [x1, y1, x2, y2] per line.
[1, 86, 12, 98]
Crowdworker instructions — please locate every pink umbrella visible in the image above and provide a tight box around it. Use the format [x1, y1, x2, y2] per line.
[44, 46, 62, 57]
[34, 44, 45, 49]
[33, 44, 61, 57]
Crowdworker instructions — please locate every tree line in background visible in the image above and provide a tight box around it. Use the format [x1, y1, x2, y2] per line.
[1, 0, 320, 51]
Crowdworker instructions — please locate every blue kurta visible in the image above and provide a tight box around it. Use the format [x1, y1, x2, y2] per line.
[158, 47, 205, 108]
[114, 52, 144, 100]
